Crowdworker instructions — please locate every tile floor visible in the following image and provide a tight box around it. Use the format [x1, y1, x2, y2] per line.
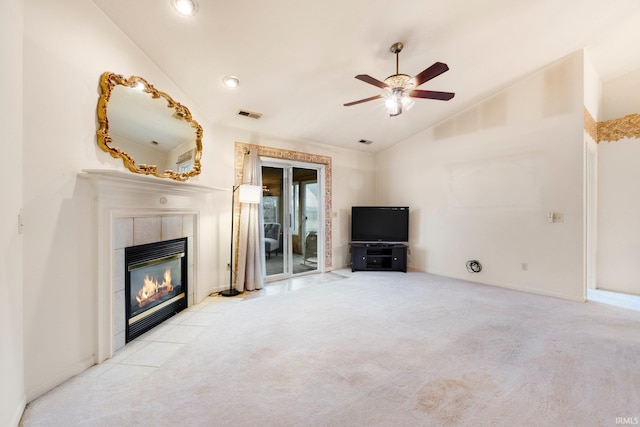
[588, 287, 640, 312]
[79, 271, 348, 382]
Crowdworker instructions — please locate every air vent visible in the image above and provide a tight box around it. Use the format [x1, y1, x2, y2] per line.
[358, 139, 373, 145]
[237, 109, 262, 119]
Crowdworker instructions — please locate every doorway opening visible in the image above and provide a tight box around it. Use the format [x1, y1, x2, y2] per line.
[262, 161, 324, 280]
[233, 142, 333, 280]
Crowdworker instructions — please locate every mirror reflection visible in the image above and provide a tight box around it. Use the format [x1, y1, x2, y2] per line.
[96, 72, 203, 181]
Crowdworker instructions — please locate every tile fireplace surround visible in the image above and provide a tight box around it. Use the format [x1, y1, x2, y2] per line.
[113, 215, 194, 352]
[80, 170, 222, 362]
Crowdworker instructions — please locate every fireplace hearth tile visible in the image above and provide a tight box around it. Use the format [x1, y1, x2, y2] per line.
[166, 310, 195, 325]
[106, 340, 150, 364]
[161, 216, 183, 240]
[133, 217, 161, 245]
[114, 331, 125, 353]
[135, 322, 176, 342]
[110, 214, 196, 358]
[183, 214, 194, 236]
[178, 311, 223, 327]
[77, 361, 116, 378]
[114, 217, 133, 250]
[113, 290, 125, 335]
[113, 249, 125, 292]
[99, 364, 155, 382]
[120, 341, 184, 367]
[153, 324, 206, 344]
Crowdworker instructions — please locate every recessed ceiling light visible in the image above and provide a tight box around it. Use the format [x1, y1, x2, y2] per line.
[223, 76, 240, 88]
[171, 0, 198, 16]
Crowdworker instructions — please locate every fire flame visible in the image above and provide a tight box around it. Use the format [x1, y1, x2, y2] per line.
[136, 268, 173, 307]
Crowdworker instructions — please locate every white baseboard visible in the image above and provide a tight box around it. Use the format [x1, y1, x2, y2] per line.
[407, 265, 586, 302]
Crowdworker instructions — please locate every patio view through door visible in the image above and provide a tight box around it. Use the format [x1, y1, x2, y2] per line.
[262, 160, 323, 280]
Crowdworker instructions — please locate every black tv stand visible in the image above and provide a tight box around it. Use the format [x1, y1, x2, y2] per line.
[350, 243, 407, 272]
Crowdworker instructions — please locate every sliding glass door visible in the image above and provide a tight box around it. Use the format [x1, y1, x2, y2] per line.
[262, 160, 323, 280]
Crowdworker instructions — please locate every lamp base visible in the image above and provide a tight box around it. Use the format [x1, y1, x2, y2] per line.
[220, 288, 241, 297]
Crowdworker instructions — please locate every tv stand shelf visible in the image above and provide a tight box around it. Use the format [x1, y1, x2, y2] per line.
[350, 243, 407, 273]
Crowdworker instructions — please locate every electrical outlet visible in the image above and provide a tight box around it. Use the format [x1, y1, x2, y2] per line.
[521, 262, 528, 271]
[547, 212, 564, 223]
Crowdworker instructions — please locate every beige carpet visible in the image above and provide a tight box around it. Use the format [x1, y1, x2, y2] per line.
[20, 271, 640, 426]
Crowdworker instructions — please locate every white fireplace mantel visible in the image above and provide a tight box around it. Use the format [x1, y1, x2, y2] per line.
[80, 169, 227, 195]
[80, 169, 226, 362]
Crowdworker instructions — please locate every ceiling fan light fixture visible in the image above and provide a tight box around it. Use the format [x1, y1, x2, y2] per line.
[223, 75, 240, 88]
[172, 0, 198, 16]
[385, 88, 414, 116]
[384, 96, 398, 113]
[401, 95, 415, 111]
[384, 74, 412, 89]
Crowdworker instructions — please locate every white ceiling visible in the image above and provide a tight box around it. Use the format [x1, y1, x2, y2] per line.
[93, 0, 640, 153]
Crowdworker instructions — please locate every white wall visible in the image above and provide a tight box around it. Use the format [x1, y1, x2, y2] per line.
[600, 67, 640, 121]
[21, 0, 376, 402]
[597, 68, 640, 296]
[583, 51, 602, 120]
[1, 0, 26, 425]
[376, 52, 586, 301]
[583, 51, 601, 291]
[597, 140, 640, 296]
[21, 0, 226, 400]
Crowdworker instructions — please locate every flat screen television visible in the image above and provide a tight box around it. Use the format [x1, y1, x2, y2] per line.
[351, 206, 409, 243]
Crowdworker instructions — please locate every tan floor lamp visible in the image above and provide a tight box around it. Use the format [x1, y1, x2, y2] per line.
[221, 183, 262, 297]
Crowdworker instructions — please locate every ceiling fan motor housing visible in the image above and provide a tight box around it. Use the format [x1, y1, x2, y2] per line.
[390, 42, 404, 54]
[384, 74, 413, 89]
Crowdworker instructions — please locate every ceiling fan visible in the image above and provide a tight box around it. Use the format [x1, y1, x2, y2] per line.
[344, 42, 455, 117]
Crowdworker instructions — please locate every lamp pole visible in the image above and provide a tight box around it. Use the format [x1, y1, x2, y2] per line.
[221, 185, 241, 297]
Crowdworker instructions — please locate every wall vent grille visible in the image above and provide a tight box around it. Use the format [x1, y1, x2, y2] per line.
[238, 110, 262, 119]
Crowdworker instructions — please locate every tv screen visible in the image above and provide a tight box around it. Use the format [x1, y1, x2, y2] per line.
[351, 206, 409, 243]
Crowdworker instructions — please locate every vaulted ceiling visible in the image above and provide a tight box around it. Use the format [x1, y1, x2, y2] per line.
[94, 0, 640, 153]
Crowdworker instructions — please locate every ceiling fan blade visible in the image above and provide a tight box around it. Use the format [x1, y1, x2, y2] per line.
[413, 62, 449, 87]
[409, 89, 455, 101]
[355, 74, 388, 89]
[343, 94, 383, 107]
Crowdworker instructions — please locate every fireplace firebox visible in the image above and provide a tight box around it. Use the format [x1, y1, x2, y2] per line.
[125, 237, 188, 342]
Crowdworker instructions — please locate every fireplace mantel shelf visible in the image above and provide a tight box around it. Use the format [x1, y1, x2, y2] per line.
[80, 169, 228, 194]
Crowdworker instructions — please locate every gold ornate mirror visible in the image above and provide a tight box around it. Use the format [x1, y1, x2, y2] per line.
[96, 72, 203, 181]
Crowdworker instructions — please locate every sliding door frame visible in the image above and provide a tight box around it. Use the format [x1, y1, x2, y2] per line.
[262, 157, 325, 282]
[234, 142, 333, 274]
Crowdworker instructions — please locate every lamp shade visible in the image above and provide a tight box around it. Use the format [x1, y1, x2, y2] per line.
[237, 184, 261, 204]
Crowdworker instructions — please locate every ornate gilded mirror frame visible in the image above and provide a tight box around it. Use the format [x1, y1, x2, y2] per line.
[96, 72, 203, 182]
